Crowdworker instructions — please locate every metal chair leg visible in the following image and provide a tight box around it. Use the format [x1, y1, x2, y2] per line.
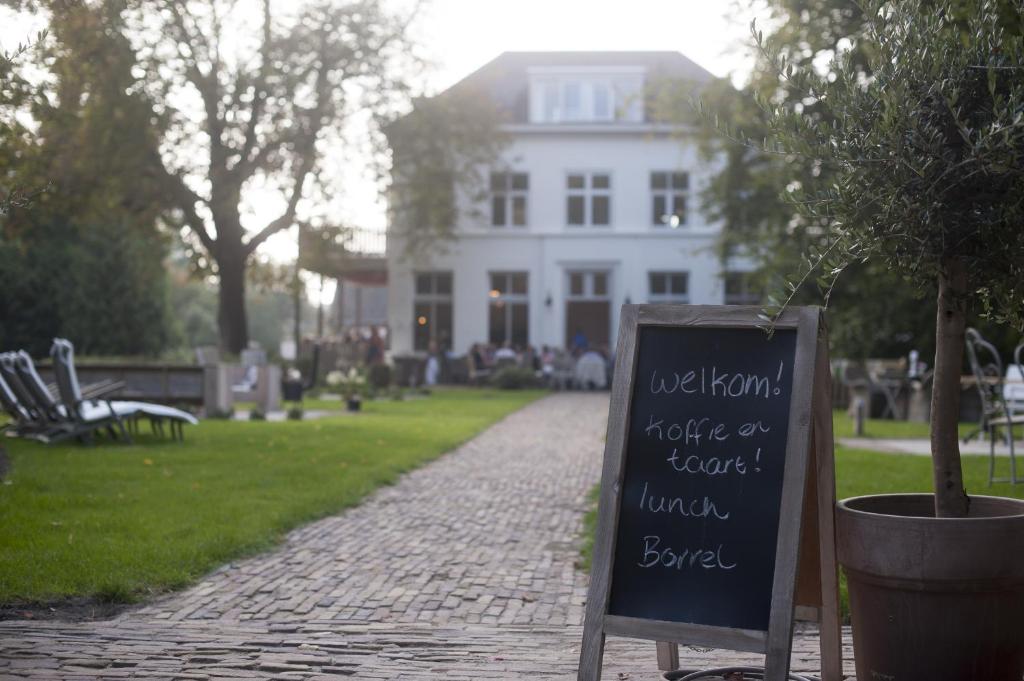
[989, 425, 996, 486]
[1010, 431, 1018, 484]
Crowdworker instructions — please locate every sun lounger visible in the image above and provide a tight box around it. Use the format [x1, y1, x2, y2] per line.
[49, 339, 198, 442]
[0, 352, 79, 442]
[0, 362, 47, 439]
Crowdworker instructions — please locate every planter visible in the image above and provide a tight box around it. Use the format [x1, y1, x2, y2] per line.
[837, 494, 1024, 681]
[346, 397, 361, 412]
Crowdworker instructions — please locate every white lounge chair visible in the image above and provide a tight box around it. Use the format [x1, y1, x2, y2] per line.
[49, 339, 198, 443]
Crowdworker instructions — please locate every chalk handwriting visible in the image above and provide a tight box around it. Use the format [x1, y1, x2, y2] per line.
[665, 448, 753, 476]
[649, 361, 785, 399]
[638, 535, 737, 571]
[639, 482, 730, 520]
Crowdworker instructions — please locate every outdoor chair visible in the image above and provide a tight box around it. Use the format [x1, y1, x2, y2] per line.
[964, 328, 1023, 484]
[840, 361, 904, 419]
[0, 364, 51, 440]
[49, 339, 198, 443]
[0, 352, 81, 442]
[466, 356, 491, 386]
[1003, 340, 1024, 416]
[549, 351, 575, 391]
[574, 351, 608, 390]
[13, 350, 70, 424]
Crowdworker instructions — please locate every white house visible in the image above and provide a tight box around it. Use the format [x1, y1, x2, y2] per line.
[387, 51, 757, 357]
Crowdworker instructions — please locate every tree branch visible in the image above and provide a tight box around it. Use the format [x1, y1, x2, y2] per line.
[163, 170, 216, 252]
[231, 0, 272, 181]
[165, 2, 228, 174]
[242, 158, 311, 257]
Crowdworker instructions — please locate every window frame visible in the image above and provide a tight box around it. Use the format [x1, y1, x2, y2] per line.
[650, 170, 690, 228]
[490, 171, 529, 228]
[566, 171, 613, 227]
[647, 271, 690, 304]
[488, 271, 530, 347]
[537, 78, 618, 123]
[566, 270, 612, 301]
[413, 271, 453, 352]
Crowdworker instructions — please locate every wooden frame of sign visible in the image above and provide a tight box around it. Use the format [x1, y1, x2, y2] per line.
[578, 304, 841, 681]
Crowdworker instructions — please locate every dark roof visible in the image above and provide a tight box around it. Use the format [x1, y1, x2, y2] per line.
[442, 51, 717, 123]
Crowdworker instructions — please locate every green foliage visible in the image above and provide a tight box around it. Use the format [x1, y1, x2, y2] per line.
[384, 90, 508, 260]
[248, 408, 266, 421]
[0, 27, 48, 216]
[286, 404, 304, 421]
[0, 3, 174, 356]
[0, 388, 543, 603]
[492, 366, 541, 390]
[752, 0, 1024, 328]
[577, 485, 601, 573]
[690, 2, 944, 360]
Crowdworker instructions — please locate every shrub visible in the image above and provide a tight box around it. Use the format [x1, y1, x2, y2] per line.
[368, 363, 392, 390]
[248, 408, 266, 421]
[286, 404, 303, 421]
[492, 367, 540, 390]
[206, 408, 235, 420]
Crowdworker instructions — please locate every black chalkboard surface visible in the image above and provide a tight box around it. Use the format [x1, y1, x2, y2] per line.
[607, 325, 797, 632]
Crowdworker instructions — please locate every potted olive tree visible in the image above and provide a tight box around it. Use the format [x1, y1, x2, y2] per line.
[751, 2, 1024, 679]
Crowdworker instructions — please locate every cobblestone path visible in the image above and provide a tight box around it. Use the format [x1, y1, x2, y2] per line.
[0, 393, 854, 679]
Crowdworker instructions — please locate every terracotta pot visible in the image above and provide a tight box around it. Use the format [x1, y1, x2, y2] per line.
[837, 494, 1024, 681]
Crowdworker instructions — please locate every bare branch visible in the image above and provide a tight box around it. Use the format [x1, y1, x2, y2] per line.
[162, 170, 216, 252]
[231, 0, 273, 181]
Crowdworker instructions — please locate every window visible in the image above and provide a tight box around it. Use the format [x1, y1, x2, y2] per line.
[490, 172, 528, 227]
[566, 271, 610, 300]
[413, 272, 453, 351]
[567, 172, 611, 227]
[488, 272, 529, 347]
[651, 171, 689, 227]
[648, 271, 690, 303]
[529, 71, 644, 124]
[724, 272, 761, 305]
[535, 78, 617, 122]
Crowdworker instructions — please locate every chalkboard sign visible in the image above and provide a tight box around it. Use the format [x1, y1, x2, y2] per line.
[578, 305, 842, 681]
[608, 325, 796, 631]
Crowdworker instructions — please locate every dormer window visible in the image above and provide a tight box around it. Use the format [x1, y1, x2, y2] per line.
[528, 67, 644, 123]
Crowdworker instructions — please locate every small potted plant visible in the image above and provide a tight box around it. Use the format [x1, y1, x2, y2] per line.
[748, 2, 1024, 679]
[328, 368, 366, 412]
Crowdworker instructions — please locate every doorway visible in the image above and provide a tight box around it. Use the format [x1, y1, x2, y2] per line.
[565, 270, 611, 350]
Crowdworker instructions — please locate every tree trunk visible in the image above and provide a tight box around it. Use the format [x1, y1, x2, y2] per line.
[217, 248, 249, 355]
[292, 267, 302, 352]
[316, 273, 325, 338]
[930, 257, 970, 518]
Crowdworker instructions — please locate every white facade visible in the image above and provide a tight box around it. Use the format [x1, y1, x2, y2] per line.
[388, 53, 753, 356]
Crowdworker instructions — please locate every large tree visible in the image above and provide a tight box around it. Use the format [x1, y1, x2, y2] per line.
[122, 0, 419, 353]
[0, 1, 174, 356]
[690, 1, 1023, 361]
[755, 0, 1024, 516]
[682, 2, 941, 359]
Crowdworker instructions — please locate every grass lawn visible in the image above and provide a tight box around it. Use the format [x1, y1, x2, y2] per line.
[0, 387, 544, 606]
[577, 445, 1024, 618]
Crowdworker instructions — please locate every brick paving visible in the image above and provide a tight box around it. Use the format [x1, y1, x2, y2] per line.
[0, 392, 854, 679]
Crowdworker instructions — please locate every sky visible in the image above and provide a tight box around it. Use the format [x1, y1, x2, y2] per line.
[413, 0, 758, 94]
